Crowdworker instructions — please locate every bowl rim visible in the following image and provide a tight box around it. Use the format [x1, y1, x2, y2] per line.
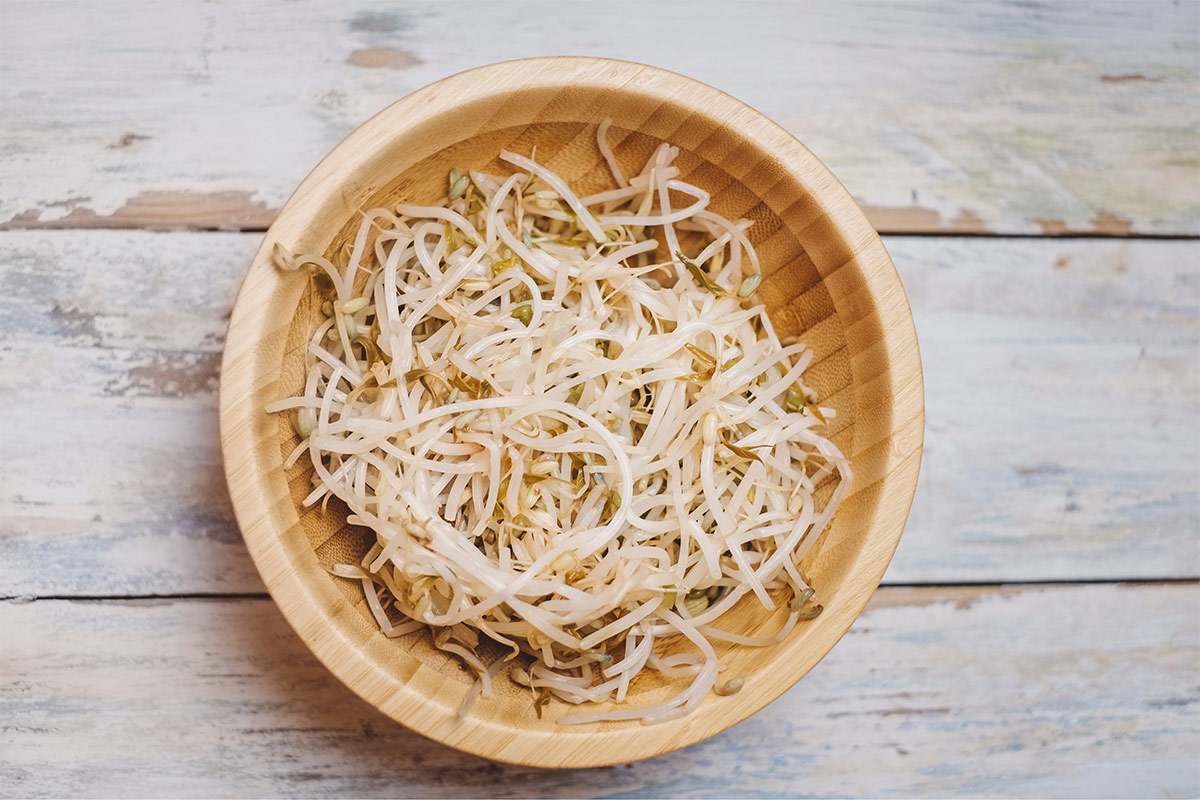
[219, 55, 924, 768]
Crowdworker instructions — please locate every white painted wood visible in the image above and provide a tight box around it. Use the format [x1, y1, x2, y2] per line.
[0, 1, 1196, 235]
[1, 2, 1194, 791]
[2, 584, 1196, 797]
[885, 236, 1200, 583]
[0, 232, 266, 596]
[1, 232, 1196, 596]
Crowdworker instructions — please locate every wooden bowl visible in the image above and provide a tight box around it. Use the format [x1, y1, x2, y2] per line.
[219, 57, 923, 767]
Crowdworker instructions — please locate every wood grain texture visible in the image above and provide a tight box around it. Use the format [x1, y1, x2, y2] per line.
[3, 584, 1197, 798]
[1, 1, 1197, 235]
[2, 233, 1194, 597]
[217, 56, 923, 767]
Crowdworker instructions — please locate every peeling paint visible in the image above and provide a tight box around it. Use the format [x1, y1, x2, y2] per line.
[1090, 211, 1134, 235]
[860, 204, 942, 233]
[103, 351, 221, 398]
[946, 208, 986, 233]
[859, 205, 990, 234]
[1036, 219, 1071, 235]
[1035, 214, 1136, 236]
[866, 586, 1027, 612]
[1100, 73, 1163, 83]
[347, 47, 420, 70]
[865, 206, 1136, 237]
[2, 191, 277, 231]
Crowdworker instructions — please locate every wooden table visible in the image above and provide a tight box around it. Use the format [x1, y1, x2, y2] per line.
[2, 2, 1197, 797]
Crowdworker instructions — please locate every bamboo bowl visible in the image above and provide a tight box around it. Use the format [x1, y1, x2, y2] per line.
[219, 57, 923, 768]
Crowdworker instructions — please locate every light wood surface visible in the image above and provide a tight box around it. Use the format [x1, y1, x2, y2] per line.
[2, 1, 1197, 795]
[218, 56, 923, 767]
[3, 584, 1197, 798]
[0, 0, 1197, 236]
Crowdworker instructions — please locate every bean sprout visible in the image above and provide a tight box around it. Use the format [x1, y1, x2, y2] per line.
[268, 123, 850, 725]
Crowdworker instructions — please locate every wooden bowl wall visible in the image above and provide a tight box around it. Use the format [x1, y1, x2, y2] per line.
[219, 57, 923, 767]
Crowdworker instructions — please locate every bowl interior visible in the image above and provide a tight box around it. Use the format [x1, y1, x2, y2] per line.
[223, 58, 923, 767]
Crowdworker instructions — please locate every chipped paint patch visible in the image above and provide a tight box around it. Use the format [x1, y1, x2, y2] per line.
[862, 205, 1137, 236]
[1091, 211, 1134, 235]
[1100, 73, 1163, 83]
[946, 208, 986, 233]
[867, 586, 1027, 612]
[1036, 214, 1137, 236]
[859, 205, 989, 234]
[347, 47, 420, 70]
[1036, 219, 1071, 235]
[2, 191, 277, 231]
[860, 204, 944, 233]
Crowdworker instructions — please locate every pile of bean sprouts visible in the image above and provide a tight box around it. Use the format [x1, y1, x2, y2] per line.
[268, 122, 851, 725]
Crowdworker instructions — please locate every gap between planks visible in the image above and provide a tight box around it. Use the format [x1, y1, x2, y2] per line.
[1, 225, 1197, 241]
[4, 578, 1197, 604]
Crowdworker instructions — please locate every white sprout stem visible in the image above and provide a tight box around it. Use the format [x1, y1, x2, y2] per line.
[596, 118, 628, 188]
[501, 150, 606, 243]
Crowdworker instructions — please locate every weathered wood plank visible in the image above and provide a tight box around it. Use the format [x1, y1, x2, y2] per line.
[2, 584, 1196, 797]
[0, 232, 265, 596]
[0, 1, 1196, 235]
[1, 232, 1195, 595]
[885, 236, 1200, 582]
